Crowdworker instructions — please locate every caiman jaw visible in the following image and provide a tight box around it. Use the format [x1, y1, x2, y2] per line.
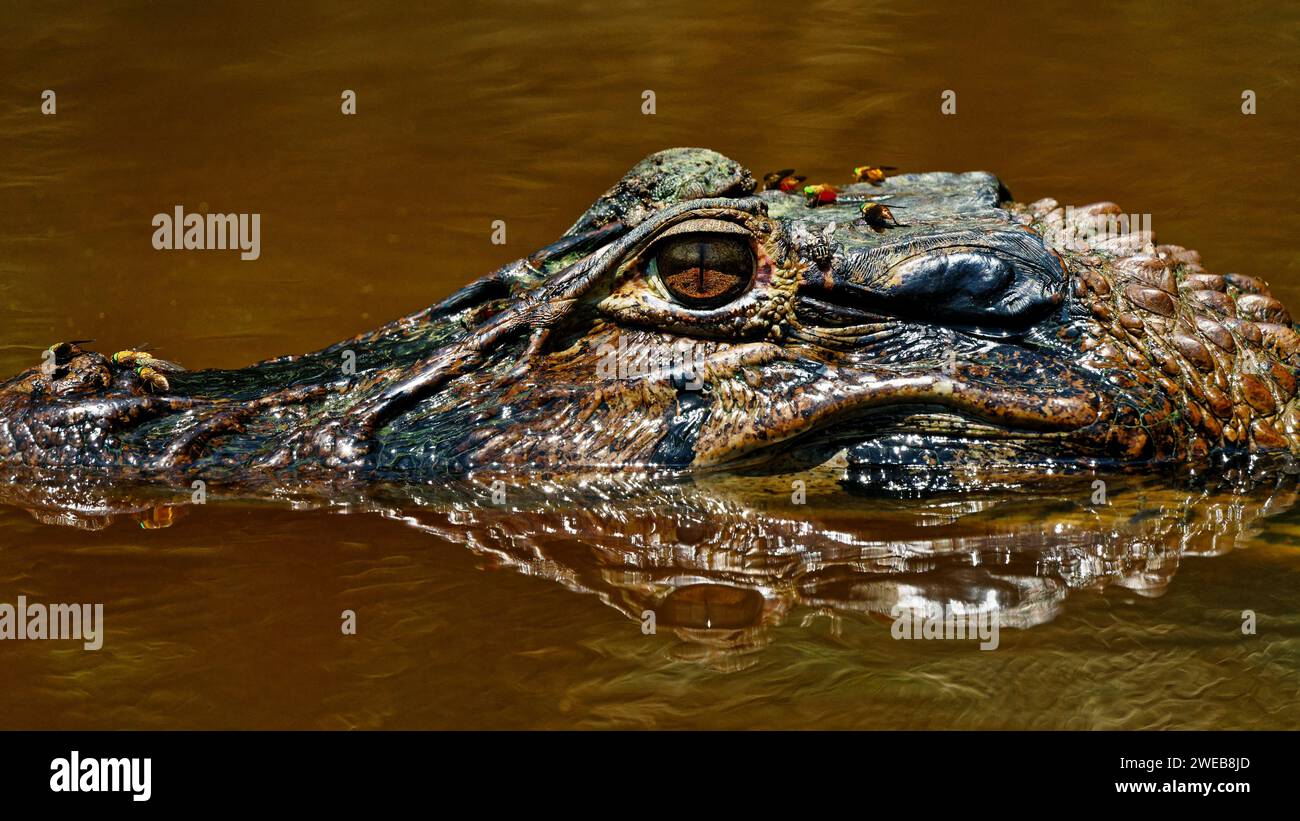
[686, 356, 1101, 468]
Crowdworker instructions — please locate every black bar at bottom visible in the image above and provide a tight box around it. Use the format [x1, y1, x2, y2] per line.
[0, 730, 1285, 808]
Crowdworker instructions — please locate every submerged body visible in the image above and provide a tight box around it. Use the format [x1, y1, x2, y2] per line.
[2, 148, 1298, 493]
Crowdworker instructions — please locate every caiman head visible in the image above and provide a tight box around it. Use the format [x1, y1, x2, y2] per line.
[2, 147, 1299, 491]
[363, 147, 1300, 485]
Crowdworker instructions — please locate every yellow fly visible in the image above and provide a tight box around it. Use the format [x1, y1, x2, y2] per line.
[134, 366, 171, 393]
[111, 349, 186, 373]
[860, 201, 904, 229]
[852, 165, 897, 185]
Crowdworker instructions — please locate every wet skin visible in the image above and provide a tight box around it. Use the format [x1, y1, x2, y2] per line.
[2, 148, 1299, 495]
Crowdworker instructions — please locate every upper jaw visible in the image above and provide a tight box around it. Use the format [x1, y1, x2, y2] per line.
[684, 337, 1106, 471]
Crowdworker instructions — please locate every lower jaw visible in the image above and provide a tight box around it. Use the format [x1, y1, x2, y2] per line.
[841, 433, 1090, 497]
[847, 433, 1050, 468]
[844, 460, 1032, 497]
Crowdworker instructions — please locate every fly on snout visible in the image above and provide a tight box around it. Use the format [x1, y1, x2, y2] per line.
[39, 339, 94, 375]
[852, 165, 897, 185]
[860, 201, 905, 230]
[111, 348, 187, 393]
[110, 348, 187, 373]
[761, 168, 806, 192]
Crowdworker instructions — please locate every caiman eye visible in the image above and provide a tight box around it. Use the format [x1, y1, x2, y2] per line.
[652, 233, 755, 309]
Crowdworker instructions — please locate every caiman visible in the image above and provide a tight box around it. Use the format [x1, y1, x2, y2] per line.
[3, 147, 1299, 495]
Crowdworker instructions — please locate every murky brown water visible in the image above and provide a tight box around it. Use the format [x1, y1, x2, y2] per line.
[2, 1, 1299, 728]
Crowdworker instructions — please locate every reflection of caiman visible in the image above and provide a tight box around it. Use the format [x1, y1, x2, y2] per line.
[377, 472, 1295, 665]
[4, 469, 1290, 666]
[3, 148, 1299, 490]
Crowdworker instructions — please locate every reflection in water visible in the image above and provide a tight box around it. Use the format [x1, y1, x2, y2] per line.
[3, 465, 1294, 671]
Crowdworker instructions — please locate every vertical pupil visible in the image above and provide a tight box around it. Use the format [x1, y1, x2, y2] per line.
[694, 241, 707, 294]
[655, 234, 754, 307]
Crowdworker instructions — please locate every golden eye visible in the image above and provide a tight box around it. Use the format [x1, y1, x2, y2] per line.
[653, 234, 755, 309]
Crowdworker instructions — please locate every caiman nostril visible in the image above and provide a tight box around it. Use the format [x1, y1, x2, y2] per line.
[822, 228, 1071, 328]
[894, 251, 1014, 302]
[885, 248, 1061, 327]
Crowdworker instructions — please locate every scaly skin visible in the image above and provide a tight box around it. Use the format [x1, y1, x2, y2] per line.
[1, 148, 1297, 494]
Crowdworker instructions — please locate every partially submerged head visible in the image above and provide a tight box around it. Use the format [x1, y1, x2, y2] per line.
[378, 148, 1299, 489]
[4, 148, 1298, 493]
